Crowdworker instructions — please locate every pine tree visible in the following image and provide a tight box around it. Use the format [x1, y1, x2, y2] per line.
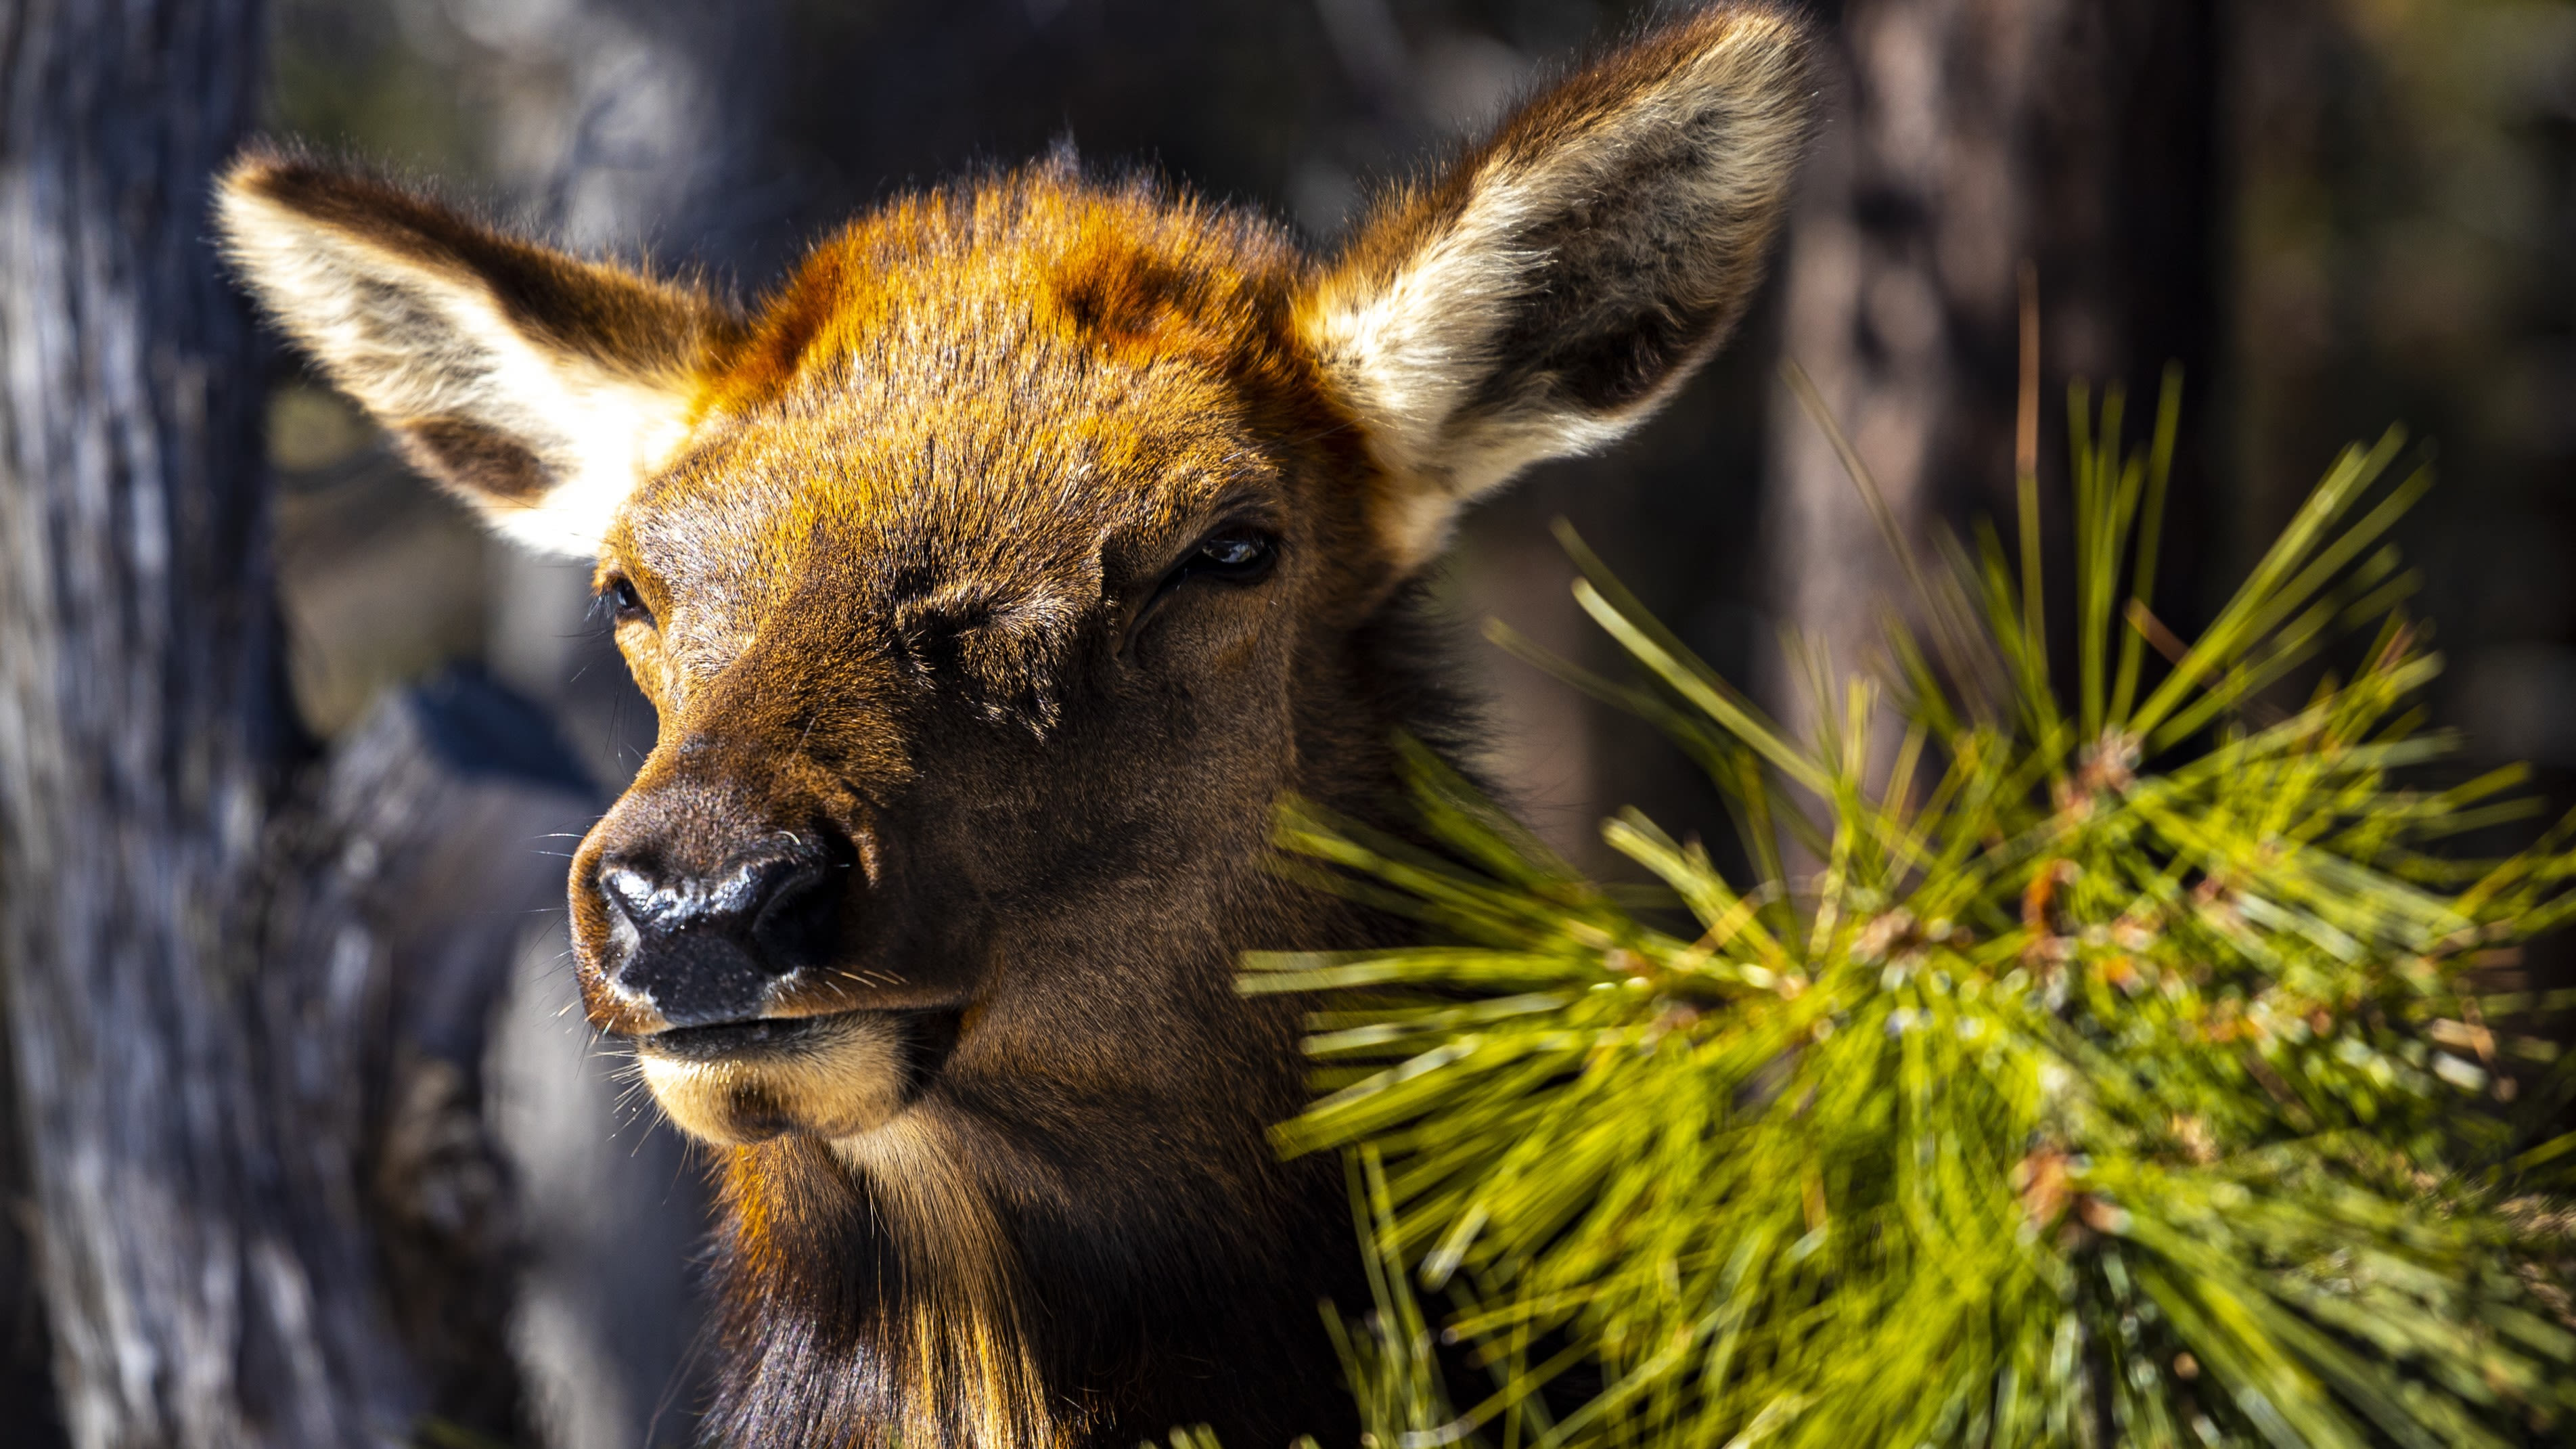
[1235, 373, 2576, 1449]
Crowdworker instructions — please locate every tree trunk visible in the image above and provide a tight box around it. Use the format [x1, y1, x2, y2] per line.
[0, 4, 580, 1444]
[0, 1, 369, 1439]
[1766, 0, 2222, 703]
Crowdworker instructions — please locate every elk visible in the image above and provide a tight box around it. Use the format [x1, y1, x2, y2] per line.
[217, 7, 1813, 1445]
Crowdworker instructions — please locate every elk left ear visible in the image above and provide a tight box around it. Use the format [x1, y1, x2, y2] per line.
[217, 152, 741, 557]
[1301, 4, 1815, 572]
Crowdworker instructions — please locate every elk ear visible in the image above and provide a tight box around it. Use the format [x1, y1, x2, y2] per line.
[216, 152, 740, 557]
[1301, 5, 1815, 571]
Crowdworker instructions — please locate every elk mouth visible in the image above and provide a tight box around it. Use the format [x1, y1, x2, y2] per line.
[641, 1012, 841, 1061]
[631, 1006, 969, 1145]
[639, 1006, 965, 1073]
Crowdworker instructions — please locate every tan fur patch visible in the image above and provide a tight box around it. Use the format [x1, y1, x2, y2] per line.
[833, 1121, 1068, 1448]
[636, 1015, 909, 1144]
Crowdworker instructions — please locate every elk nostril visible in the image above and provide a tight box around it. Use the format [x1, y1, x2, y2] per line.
[600, 865, 661, 927]
[597, 856, 704, 939]
[746, 846, 840, 975]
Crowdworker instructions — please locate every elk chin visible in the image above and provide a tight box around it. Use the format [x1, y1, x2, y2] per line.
[635, 1012, 910, 1146]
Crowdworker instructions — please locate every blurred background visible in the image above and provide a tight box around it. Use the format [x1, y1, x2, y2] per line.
[235, 0, 2573, 1444]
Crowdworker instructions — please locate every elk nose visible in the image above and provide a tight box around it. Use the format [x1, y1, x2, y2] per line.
[595, 834, 840, 1028]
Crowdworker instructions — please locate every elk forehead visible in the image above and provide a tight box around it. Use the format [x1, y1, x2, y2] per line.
[612, 330, 1286, 638]
[604, 180, 1324, 688]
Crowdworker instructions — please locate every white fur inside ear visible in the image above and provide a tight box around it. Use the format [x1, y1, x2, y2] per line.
[1305, 12, 1811, 571]
[1307, 204, 1632, 503]
[220, 184, 698, 558]
[472, 365, 694, 558]
[1310, 216, 1633, 563]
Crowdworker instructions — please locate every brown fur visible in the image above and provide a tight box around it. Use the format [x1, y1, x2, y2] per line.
[217, 8, 1814, 1444]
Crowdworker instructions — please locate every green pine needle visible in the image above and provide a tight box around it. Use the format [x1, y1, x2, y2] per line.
[1242, 390, 2576, 1449]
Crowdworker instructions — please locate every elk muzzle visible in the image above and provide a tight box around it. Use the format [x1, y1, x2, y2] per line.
[572, 754, 961, 1145]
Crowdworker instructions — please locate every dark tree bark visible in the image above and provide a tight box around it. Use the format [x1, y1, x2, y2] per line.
[0, 1, 360, 1439]
[1767, 0, 2222, 696]
[0, 4, 582, 1444]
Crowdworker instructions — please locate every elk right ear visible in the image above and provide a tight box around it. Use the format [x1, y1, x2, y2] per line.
[1300, 5, 1814, 574]
[217, 153, 740, 557]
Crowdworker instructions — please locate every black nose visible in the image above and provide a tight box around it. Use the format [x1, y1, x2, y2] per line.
[596, 833, 840, 1028]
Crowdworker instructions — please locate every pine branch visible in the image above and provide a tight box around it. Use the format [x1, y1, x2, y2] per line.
[1242, 388, 2576, 1449]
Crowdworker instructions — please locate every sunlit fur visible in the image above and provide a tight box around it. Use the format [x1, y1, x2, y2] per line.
[217, 7, 1813, 1445]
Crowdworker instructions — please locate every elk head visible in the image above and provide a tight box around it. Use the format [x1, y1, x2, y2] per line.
[219, 7, 1811, 1441]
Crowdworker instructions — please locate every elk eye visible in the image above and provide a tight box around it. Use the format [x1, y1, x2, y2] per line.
[602, 576, 653, 627]
[1190, 529, 1277, 583]
[1136, 526, 1281, 630]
